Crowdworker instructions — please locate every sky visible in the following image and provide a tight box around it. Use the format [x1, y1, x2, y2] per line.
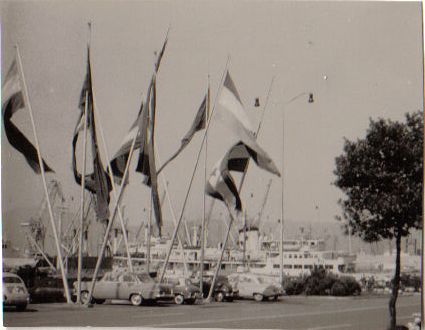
[1, 1, 423, 251]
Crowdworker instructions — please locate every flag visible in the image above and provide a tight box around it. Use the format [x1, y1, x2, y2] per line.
[110, 106, 144, 184]
[218, 71, 280, 177]
[205, 147, 243, 212]
[157, 92, 208, 174]
[135, 75, 163, 236]
[206, 140, 281, 212]
[72, 47, 111, 222]
[2, 60, 54, 173]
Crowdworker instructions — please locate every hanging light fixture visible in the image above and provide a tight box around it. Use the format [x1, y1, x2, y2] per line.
[308, 93, 314, 103]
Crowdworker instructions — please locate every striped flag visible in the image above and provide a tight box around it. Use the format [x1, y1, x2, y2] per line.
[157, 91, 209, 174]
[218, 71, 280, 177]
[110, 106, 144, 184]
[2, 60, 54, 173]
[72, 47, 111, 222]
[206, 139, 281, 212]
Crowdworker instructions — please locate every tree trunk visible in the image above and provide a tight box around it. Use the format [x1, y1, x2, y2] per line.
[389, 234, 401, 330]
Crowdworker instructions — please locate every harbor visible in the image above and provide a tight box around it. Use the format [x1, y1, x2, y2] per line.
[2, 1, 423, 329]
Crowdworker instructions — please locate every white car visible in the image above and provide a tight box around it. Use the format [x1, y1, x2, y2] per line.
[228, 272, 283, 301]
[3, 272, 30, 311]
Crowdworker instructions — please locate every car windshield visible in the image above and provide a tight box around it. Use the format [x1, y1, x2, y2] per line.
[137, 273, 155, 283]
[3, 276, 22, 284]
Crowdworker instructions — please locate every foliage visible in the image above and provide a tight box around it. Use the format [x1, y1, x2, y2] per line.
[283, 269, 361, 296]
[334, 111, 423, 241]
[334, 111, 423, 329]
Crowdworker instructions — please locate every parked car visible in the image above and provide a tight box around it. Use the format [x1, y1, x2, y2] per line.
[200, 275, 238, 302]
[73, 271, 173, 306]
[3, 272, 30, 311]
[228, 272, 283, 301]
[162, 277, 202, 305]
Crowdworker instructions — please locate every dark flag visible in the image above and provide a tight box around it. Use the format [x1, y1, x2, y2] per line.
[157, 91, 208, 174]
[2, 60, 54, 173]
[72, 47, 111, 222]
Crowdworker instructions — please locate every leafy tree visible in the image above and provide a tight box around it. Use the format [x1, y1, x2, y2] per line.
[334, 111, 423, 329]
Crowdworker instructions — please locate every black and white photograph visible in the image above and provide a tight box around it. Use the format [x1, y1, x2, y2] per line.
[1, 1, 423, 329]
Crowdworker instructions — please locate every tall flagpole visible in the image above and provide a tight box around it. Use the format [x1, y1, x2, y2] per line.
[155, 146, 189, 275]
[206, 202, 236, 301]
[200, 76, 210, 296]
[86, 113, 141, 305]
[15, 45, 71, 303]
[159, 56, 230, 284]
[91, 72, 134, 272]
[77, 90, 89, 304]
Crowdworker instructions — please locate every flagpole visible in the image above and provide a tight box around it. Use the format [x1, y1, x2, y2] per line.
[77, 91, 89, 304]
[155, 146, 189, 275]
[200, 77, 210, 297]
[147, 195, 152, 273]
[15, 45, 71, 303]
[91, 79, 134, 273]
[159, 56, 230, 284]
[85, 100, 144, 305]
[206, 202, 236, 301]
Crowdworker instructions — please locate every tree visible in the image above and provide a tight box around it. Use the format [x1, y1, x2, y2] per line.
[334, 111, 423, 330]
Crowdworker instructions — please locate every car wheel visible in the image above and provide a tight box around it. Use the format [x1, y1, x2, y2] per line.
[16, 304, 27, 311]
[94, 299, 105, 304]
[80, 291, 93, 304]
[254, 293, 264, 302]
[174, 294, 185, 305]
[130, 294, 143, 306]
[215, 292, 225, 302]
[226, 297, 234, 302]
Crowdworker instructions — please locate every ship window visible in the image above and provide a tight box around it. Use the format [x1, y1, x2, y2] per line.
[284, 265, 292, 269]
[325, 265, 334, 270]
[273, 264, 279, 269]
[294, 255, 298, 259]
[289, 254, 292, 258]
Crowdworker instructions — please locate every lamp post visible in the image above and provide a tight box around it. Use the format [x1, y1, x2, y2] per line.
[280, 92, 314, 285]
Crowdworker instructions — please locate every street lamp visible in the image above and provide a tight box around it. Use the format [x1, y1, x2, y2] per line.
[280, 91, 314, 285]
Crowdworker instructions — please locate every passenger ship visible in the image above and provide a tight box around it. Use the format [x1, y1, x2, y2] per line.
[115, 226, 356, 278]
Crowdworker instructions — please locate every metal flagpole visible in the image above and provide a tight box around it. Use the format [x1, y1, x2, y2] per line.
[77, 90, 89, 304]
[158, 56, 230, 284]
[15, 45, 71, 303]
[91, 86, 134, 272]
[206, 202, 236, 301]
[85, 98, 144, 305]
[155, 146, 189, 275]
[280, 107, 285, 286]
[200, 77, 210, 297]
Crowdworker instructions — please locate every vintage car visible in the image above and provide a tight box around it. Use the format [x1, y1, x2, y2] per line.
[73, 271, 173, 306]
[162, 277, 202, 305]
[200, 274, 238, 302]
[228, 272, 283, 301]
[3, 272, 30, 311]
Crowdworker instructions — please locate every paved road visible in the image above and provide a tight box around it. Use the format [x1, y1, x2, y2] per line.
[3, 294, 420, 329]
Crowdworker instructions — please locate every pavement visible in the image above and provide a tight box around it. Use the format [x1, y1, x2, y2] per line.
[3, 294, 420, 329]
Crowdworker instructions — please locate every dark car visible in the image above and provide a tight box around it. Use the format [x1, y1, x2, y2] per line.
[200, 275, 238, 302]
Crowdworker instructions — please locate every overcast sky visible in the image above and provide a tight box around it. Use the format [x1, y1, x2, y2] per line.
[1, 1, 423, 245]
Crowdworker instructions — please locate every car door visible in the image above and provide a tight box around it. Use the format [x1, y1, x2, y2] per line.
[237, 275, 253, 298]
[117, 273, 137, 300]
[95, 272, 119, 300]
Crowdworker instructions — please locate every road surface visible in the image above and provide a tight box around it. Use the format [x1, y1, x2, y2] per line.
[3, 294, 420, 329]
